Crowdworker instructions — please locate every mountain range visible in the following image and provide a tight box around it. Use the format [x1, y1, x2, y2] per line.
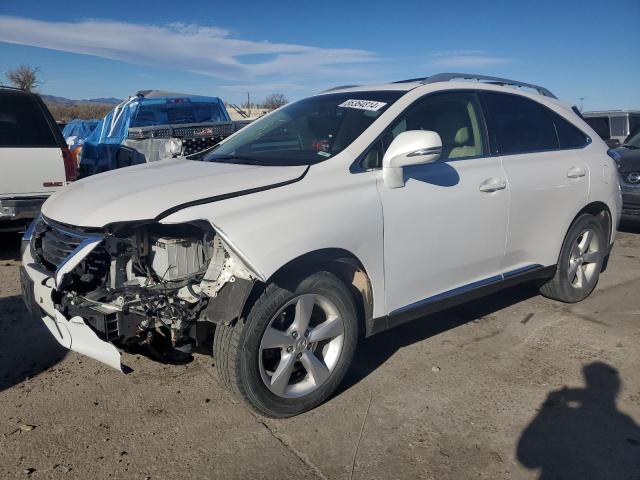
[40, 94, 121, 105]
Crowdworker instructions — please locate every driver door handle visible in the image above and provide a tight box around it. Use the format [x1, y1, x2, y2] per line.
[479, 178, 507, 193]
[567, 166, 587, 178]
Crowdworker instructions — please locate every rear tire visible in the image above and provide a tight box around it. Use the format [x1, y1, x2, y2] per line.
[539, 213, 606, 303]
[214, 271, 359, 418]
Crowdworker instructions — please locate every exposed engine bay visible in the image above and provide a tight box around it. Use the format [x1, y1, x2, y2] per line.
[29, 217, 256, 363]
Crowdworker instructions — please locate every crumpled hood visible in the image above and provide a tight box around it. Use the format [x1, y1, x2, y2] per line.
[42, 159, 307, 227]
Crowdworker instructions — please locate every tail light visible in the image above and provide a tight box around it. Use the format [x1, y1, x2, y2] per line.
[61, 146, 77, 182]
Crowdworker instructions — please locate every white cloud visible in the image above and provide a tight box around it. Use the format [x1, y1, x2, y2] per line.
[0, 16, 376, 81]
[429, 50, 509, 68]
[218, 82, 309, 93]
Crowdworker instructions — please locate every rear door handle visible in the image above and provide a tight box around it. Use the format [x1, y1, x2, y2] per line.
[479, 178, 507, 193]
[567, 166, 586, 178]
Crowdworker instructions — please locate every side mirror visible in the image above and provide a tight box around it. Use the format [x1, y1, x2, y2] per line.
[382, 130, 442, 188]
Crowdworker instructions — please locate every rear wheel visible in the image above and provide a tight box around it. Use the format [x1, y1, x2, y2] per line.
[540, 214, 606, 303]
[214, 271, 358, 418]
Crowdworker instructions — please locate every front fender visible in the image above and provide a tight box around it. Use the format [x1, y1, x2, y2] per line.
[160, 166, 387, 318]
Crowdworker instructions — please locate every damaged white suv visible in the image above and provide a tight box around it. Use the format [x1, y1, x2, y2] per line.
[21, 74, 621, 417]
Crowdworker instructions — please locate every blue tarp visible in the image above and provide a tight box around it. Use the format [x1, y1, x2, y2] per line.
[79, 92, 229, 177]
[62, 119, 99, 148]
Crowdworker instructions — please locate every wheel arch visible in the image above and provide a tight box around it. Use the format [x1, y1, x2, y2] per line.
[573, 201, 612, 244]
[241, 248, 375, 337]
[556, 201, 613, 273]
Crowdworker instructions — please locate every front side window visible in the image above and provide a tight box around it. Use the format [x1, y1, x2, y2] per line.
[385, 92, 486, 160]
[361, 92, 486, 169]
[204, 91, 404, 166]
[482, 92, 558, 155]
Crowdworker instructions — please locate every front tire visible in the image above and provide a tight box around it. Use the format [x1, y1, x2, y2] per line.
[539, 213, 606, 303]
[214, 271, 359, 418]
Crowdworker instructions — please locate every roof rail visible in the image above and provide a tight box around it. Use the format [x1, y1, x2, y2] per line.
[321, 85, 361, 93]
[394, 73, 557, 99]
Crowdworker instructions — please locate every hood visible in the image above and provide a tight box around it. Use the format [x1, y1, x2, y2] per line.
[614, 146, 640, 173]
[42, 159, 307, 227]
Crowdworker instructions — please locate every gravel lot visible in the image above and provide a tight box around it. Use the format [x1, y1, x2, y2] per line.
[1, 226, 639, 479]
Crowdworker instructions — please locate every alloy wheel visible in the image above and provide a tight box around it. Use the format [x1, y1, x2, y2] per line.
[258, 294, 345, 398]
[567, 228, 601, 289]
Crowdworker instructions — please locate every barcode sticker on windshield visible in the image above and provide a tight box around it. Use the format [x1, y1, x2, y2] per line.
[338, 99, 387, 111]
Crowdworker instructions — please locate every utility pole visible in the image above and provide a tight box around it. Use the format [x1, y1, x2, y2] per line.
[247, 92, 250, 113]
[579, 97, 585, 112]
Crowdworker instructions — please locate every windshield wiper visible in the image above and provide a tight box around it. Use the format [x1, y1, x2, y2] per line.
[206, 155, 267, 165]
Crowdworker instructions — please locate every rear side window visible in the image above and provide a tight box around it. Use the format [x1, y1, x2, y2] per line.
[482, 92, 557, 154]
[0, 93, 57, 147]
[554, 114, 588, 149]
[483, 92, 588, 154]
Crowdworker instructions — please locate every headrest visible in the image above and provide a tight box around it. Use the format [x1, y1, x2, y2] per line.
[455, 127, 469, 145]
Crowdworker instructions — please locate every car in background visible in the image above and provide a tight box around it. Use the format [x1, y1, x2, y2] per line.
[583, 110, 640, 148]
[611, 129, 640, 223]
[78, 90, 248, 178]
[0, 87, 76, 232]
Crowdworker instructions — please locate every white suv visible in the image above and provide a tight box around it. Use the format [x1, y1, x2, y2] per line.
[1, 87, 77, 232]
[21, 74, 622, 417]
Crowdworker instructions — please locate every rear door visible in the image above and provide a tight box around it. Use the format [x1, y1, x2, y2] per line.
[0, 91, 66, 197]
[481, 92, 590, 270]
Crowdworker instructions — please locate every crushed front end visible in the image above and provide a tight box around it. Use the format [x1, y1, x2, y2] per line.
[21, 215, 256, 370]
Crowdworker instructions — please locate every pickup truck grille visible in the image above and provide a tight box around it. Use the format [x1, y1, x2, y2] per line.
[128, 122, 236, 140]
[183, 136, 225, 157]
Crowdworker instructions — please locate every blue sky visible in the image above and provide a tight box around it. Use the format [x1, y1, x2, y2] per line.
[0, 0, 637, 110]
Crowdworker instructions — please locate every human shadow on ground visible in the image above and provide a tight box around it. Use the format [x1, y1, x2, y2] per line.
[517, 362, 640, 479]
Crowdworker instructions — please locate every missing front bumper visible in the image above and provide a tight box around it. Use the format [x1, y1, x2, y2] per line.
[20, 253, 123, 372]
[42, 311, 123, 372]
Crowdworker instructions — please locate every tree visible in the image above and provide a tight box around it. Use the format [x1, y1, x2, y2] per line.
[261, 93, 288, 110]
[6, 65, 41, 91]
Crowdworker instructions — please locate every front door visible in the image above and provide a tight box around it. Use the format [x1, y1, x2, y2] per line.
[375, 92, 509, 315]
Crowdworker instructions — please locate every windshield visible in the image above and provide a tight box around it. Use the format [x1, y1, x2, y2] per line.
[624, 129, 640, 148]
[203, 91, 404, 166]
[131, 99, 227, 127]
